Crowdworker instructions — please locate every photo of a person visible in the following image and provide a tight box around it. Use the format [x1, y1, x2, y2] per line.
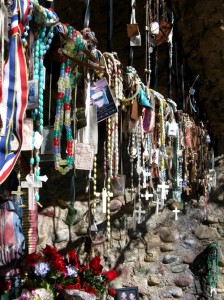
[129, 293, 136, 300]
[120, 292, 128, 300]
[117, 288, 139, 300]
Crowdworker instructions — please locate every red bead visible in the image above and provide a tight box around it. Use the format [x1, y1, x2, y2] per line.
[64, 103, 70, 110]
[53, 138, 59, 146]
[67, 141, 73, 148]
[58, 92, 64, 100]
[61, 56, 66, 63]
[65, 66, 71, 73]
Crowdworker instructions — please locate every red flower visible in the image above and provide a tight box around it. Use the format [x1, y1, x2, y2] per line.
[65, 283, 81, 290]
[52, 255, 66, 273]
[42, 244, 58, 260]
[89, 256, 103, 275]
[25, 253, 42, 267]
[103, 270, 118, 281]
[83, 283, 97, 295]
[108, 287, 117, 296]
[68, 250, 79, 268]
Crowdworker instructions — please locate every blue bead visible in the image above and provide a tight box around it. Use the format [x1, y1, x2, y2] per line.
[50, 33, 54, 39]
[47, 39, 52, 45]
[45, 45, 49, 50]
[43, 50, 46, 55]
[25, 25, 30, 31]
[27, 14, 32, 21]
[22, 38, 26, 44]
[24, 31, 28, 37]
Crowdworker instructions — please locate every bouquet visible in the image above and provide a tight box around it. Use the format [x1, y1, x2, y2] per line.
[20, 245, 119, 299]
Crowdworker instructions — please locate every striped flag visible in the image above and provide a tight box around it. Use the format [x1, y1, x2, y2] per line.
[0, 0, 30, 184]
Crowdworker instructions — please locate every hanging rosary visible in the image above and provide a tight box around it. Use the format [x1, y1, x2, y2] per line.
[207, 243, 219, 299]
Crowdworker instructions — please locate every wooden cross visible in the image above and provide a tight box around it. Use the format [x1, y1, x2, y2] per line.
[157, 181, 169, 206]
[21, 174, 42, 210]
[185, 186, 191, 196]
[101, 188, 113, 214]
[141, 189, 153, 201]
[134, 204, 146, 224]
[172, 206, 180, 221]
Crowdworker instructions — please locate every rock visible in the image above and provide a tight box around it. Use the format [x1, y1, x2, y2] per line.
[163, 255, 182, 264]
[193, 225, 221, 240]
[183, 236, 198, 248]
[159, 227, 180, 243]
[54, 230, 69, 243]
[110, 198, 122, 212]
[160, 243, 175, 252]
[158, 266, 167, 275]
[171, 264, 189, 273]
[174, 277, 193, 287]
[144, 249, 159, 262]
[166, 286, 183, 298]
[39, 206, 55, 218]
[217, 274, 224, 289]
[149, 296, 160, 300]
[147, 275, 161, 286]
[206, 215, 219, 224]
[219, 256, 224, 267]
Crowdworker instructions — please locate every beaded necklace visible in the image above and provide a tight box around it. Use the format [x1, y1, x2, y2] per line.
[53, 57, 74, 175]
[207, 243, 219, 298]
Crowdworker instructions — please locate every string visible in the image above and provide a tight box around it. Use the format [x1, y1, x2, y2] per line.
[107, 0, 113, 52]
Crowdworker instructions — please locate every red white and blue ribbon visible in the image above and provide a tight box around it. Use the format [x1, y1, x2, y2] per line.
[0, 0, 29, 184]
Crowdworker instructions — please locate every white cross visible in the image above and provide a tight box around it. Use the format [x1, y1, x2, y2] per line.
[152, 194, 162, 215]
[134, 204, 146, 224]
[21, 174, 43, 210]
[141, 189, 153, 201]
[157, 181, 169, 206]
[172, 207, 180, 221]
[177, 177, 183, 188]
[143, 169, 151, 188]
[101, 188, 113, 214]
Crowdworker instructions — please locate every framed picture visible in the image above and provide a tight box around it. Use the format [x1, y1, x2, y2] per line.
[116, 287, 139, 300]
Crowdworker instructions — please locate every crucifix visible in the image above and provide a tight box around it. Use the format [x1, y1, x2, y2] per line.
[172, 206, 180, 221]
[141, 189, 153, 201]
[185, 186, 191, 196]
[11, 171, 25, 208]
[157, 181, 169, 206]
[152, 193, 162, 215]
[21, 174, 43, 210]
[134, 204, 146, 224]
[100, 188, 113, 214]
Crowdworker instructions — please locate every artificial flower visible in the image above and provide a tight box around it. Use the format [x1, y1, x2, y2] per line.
[89, 256, 103, 275]
[34, 262, 50, 277]
[103, 270, 118, 281]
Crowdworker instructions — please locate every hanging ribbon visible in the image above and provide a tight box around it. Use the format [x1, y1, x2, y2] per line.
[0, 0, 30, 184]
[83, 0, 90, 28]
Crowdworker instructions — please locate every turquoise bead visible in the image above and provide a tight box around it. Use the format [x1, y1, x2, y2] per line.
[35, 168, 40, 176]
[39, 113, 43, 119]
[34, 57, 39, 63]
[30, 157, 34, 165]
[35, 194, 40, 201]
[39, 88, 43, 96]
[39, 100, 43, 106]
[39, 106, 43, 112]
[39, 61, 44, 68]
[40, 32, 45, 39]
[34, 75, 39, 80]
[39, 75, 44, 83]
[34, 69, 38, 75]
[47, 39, 52, 45]
[34, 63, 39, 69]
[45, 45, 49, 50]
[39, 94, 43, 100]
[39, 119, 44, 125]
[40, 50, 43, 56]
[36, 156, 40, 163]
[39, 125, 43, 131]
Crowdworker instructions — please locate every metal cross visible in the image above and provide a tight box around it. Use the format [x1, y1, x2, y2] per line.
[11, 185, 26, 208]
[172, 206, 180, 221]
[141, 189, 153, 201]
[157, 181, 169, 206]
[21, 174, 43, 210]
[134, 204, 146, 224]
[185, 186, 191, 196]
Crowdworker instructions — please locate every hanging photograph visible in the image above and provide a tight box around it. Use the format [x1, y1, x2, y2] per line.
[116, 287, 139, 300]
[90, 77, 117, 122]
[75, 142, 95, 170]
[27, 80, 38, 110]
